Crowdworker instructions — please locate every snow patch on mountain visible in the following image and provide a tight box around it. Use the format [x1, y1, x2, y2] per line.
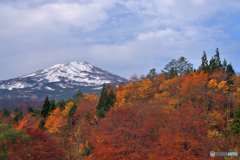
[45, 86, 55, 91]
[0, 81, 32, 90]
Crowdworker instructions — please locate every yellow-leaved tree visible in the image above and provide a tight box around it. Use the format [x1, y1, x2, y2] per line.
[208, 79, 218, 89]
[45, 108, 65, 134]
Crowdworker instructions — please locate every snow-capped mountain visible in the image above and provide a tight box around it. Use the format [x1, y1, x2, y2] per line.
[0, 61, 126, 106]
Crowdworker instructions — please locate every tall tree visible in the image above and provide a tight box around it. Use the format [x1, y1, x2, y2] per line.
[209, 48, 222, 71]
[41, 96, 51, 118]
[226, 63, 235, 76]
[215, 48, 222, 67]
[222, 59, 228, 71]
[199, 51, 209, 72]
[96, 84, 116, 118]
[226, 63, 236, 85]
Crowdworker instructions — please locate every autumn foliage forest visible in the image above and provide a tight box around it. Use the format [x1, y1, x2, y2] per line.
[1, 49, 240, 160]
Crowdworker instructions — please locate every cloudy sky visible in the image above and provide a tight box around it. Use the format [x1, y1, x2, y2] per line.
[0, 0, 240, 80]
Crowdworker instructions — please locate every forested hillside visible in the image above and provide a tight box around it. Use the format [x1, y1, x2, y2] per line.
[1, 49, 240, 160]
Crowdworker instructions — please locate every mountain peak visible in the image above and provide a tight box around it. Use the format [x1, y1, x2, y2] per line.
[67, 60, 91, 65]
[37, 61, 92, 72]
[0, 61, 126, 101]
[65, 61, 94, 72]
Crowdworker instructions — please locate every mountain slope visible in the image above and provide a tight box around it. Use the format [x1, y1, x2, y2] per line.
[0, 61, 126, 106]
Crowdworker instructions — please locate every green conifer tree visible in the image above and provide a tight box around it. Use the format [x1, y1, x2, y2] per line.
[209, 48, 222, 71]
[2, 108, 9, 117]
[96, 84, 116, 118]
[226, 63, 235, 76]
[222, 59, 228, 71]
[41, 96, 51, 118]
[199, 51, 209, 72]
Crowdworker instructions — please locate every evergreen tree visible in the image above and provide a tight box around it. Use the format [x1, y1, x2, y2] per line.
[41, 96, 51, 118]
[226, 63, 236, 85]
[2, 108, 9, 117]
[226, 63, 235, 76]
[49, 99, 56, 112]
[96, 84, 116, 118]
[209, 48, 222, 71]
[147, 68, 157, 79]
[215, 48, 222, 67]
[222, 59, 228, 71]
[199, 51, 209, 72]
[39, 119, 45, 129]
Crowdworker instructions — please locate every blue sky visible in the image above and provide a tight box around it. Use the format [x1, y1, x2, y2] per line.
[0, 0, 240, 80]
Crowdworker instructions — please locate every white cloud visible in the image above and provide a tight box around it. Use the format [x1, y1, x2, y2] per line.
[121, 0, 240, 27]
[0, 0, 115, 33]
[1, 0, 239, 34]
[137, 29, 178, 41]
